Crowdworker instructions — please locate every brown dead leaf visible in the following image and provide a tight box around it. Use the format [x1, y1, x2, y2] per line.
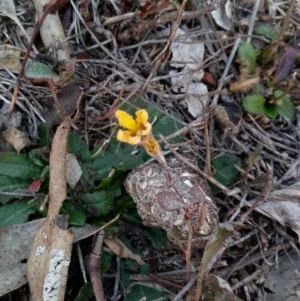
[3, 125, 32, 153]
[0, 45, 22, 73]
[248, 181, 300, 241]
[27, 121, 72, 301]
[230, 67, 260, 93]
[195, 223, 234, 301]
[0, 216, 98, 296]
[104, 238, 145, 266]
[203, 274, 236, 300]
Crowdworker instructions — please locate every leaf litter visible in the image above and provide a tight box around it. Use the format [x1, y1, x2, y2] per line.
[1, 0, 300, 300]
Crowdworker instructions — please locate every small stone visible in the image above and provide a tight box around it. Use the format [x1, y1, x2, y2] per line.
[125, 157, 219, 249]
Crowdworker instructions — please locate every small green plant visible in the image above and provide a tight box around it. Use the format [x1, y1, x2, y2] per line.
[242, 88, 295, 121]
[237, 32, 296, 122]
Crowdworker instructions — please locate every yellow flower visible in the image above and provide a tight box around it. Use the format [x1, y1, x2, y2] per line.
[115, 109, 165, 163]
[115, 109, 152, 145]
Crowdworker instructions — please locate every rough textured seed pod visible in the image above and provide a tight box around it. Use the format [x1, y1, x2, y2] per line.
[125, 157, 219, 249]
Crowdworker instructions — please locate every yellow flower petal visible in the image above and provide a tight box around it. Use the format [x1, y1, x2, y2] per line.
[137, 123, 152, 136]
[136, 109, 148, 125]
[136, 109, 152, 135]
[115, 110, 138, 131]
[142, 134, 160, 157]
[117, 130, 141, 145]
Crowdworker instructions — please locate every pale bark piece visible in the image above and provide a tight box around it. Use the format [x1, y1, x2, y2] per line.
[0, 216, 98, 296]
[66, 153, 82, 189]
[3, 125, 32, 153]
[27, 220, 73, 301]
[34, 0, 70, 61]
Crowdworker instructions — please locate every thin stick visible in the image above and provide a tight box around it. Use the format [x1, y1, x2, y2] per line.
[85, 231, 106, 301]
[246, 0, 261, 44]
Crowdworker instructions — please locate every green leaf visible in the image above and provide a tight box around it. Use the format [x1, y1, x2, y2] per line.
[28, 149, 47, 167]
[126, 284, 167, 301]
[142, 227, 171, 249]
[95, 169, 126, 196]
[77, 191, 114, 216]
[74, 282, 94, 301]
[0, 175, 30, 204]
[101, 252, 113, 274]
[238, 41, 259, 74]
[253, 24, 278, 41]
[211, 154, 241, 193]
[114, 195, 136, 214]
[88, 144, 144, 181]
[0, 153, 43, 179]
[25, 61, 54, 79]
[68, 132, 91, 161]
[277, 95, 295, 122]
[264, 103, 278, 118]
[38, 123, 52, 148]
[252, 84, 265, 94]
[273, 90, 284, 98]
[242, 95, 266, 114]
[69, 211, 86, 226]
[0, 200, 38, 228]
[152, 112, 184, 145]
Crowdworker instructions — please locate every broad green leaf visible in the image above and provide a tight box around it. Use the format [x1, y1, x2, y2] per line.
[242, 95, 266, 114]
[126, 284, 167, 301]
[25, 61, 54, 79]
[114, 195, 137, 214]
[28, 149, 47, 167]
[121, 269, 131, 288]
[142, 227, 171, 249]
[95, 169, 126, 196]
[211, 154, 241, 193]
[253, 24, 278, 41]
[238, 41, 259, 74]
[68, 132, 91, 161]
[69, 211, 86, 226]
[0, 153, 43, 179]
[38, 123, 52, 148]
[0, 200, 38, 228]
[74, 282, 94, 301]
[152, 113, 184, 144]
[0, 175, 30, 204]
[88, 144, 144, 181]
[264, 103, 278, 118]
[77, 191, 114, 216]
[122, 211, 144, 225]
[277, 95, 295, 122]
[101, 252, 113, 274]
